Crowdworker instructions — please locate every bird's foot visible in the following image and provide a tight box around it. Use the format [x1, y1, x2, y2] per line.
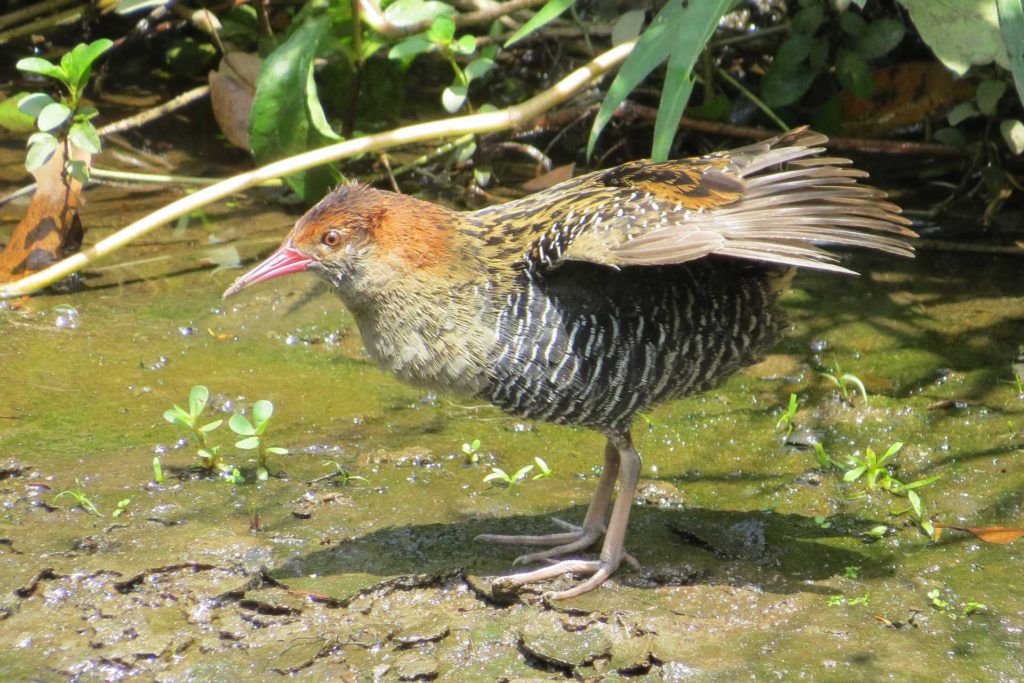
[493, 555, 627, 600]
[476, 517, 639, 576]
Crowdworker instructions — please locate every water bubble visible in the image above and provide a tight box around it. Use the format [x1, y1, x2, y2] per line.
[52, 304, 78, 329]
[809, 339, 829, 352]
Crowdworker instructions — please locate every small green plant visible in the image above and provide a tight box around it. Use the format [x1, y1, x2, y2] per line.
[827, 592, 869, 607]
[776, 393, 799, 438]
[388, 13, 497, 113]
[152, 456, 164, 484]
[843, 565, 861, 579]
[462, 438, 481, 464]
[814, 515, 833, 529]
[111, 498, 131, 518]
[229, 399, 289, 481]
[483, 463, 535, 487]
[323, 460, 368, 486]
[843, 441, 904, 491]
[53, 479, 102, 516]
[531, 457, 552, 480]
[812, 442, 835, 469]
[163, 385, 228, 473]
[821, 369, 868, 404]
[926, 589, 987, 619]
[864, 524, 890, 540]
[17, 39, 112, 180]
[227, 467, 245, 484]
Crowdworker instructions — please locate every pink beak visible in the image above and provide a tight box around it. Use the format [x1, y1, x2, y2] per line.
[223, 243, 313, 298]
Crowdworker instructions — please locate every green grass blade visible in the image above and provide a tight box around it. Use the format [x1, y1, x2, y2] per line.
[651, 0, 731, 160]
[998, 0, 1024, 107]
[587, 0, 681, 158]
[505, 0, 576, 47]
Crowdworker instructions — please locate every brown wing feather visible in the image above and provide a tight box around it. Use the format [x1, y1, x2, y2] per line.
[474, 128, 914, 276]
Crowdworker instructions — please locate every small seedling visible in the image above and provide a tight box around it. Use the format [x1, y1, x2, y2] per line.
[820, 367, 868, 404]
[776, 393, 798, 438]
[827, 592, 869, 607]
[322, 460, 368, 486]
[927, 589, 987, 619]
[812, 442, 835, 469]
[53, 479, 102, 516]
[111, 498, 131, 518]
[927, 588, 952, 613]
[865, 524, 890, 540]
[843, 565, 861, 579]
[814, 515, 832, 529]
[163, 385, 228, 473]
[484, 463, 535, 487]
[227, 467, 245, 484]
[229, 399, 289, 480]
[843, 441, 904, 491]
[462, 438, 481, 464]
[531, 457, 552, 480]
[152, 456, 164, 483]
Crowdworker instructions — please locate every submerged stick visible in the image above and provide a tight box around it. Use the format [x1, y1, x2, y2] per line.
[0, 40, 635, 299]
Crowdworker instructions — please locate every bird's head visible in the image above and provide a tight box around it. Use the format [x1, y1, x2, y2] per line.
[223, 183, 455, 300]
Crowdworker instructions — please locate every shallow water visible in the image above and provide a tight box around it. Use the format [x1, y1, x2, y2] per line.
[1, 158, 1022, 680]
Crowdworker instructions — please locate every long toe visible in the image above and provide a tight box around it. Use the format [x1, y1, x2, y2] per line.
[494, 557, 622, 599]
[475, 517, 601, 549]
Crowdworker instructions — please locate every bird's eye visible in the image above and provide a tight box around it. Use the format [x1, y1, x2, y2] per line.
[321, 230, 342, 247]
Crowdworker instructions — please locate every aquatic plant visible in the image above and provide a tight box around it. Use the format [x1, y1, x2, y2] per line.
[163, 385, 228, 473]
[53, 479, 102, 516]
[229, 399, 289, 481]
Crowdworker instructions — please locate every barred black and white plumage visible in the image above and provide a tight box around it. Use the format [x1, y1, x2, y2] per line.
[482, 260, 782, 434]
[225, 127, 916, 599]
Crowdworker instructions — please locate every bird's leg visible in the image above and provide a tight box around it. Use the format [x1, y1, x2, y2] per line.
[492, 432, 642, 599]
[475, 439, 621, 562]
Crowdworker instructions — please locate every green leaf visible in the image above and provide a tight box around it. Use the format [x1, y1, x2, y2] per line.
[762, 64, 816, 107]
[229, 413, 256, 436]
[843, 466, 866, 482]
[442, 83, 468, 113]
[907, 490, 922, 517]
[1000, 118, 1024, 154]
[163, 408, 190, 427]
[17, 93, 56, 119]
[249, 15, 342, 201]
[188, 385, 209, 417]
[808, 37, 830, 70]
[67, 159, 89, 182]
[775, 34, 815, 68]
[836, 48, 874, 97]
[37, 102, 71, 131]
[199, 419, 223, 433]
[998, 0, 1024, 108]
[947, 101, 979, 126]
[427, 15, 456, 44]
[235, 436, 260, 450]
[453, 34, 477, 55]
[857, 18, 905, 59]
[612, 9, 646, 46]
[505, 0, 576, 47]
[977, 79, 1008, 115]
[464, 57, 494, 82]
[389, 37, 435, 61]
[902, 0, 1008, 76]
[383, 0, 453, 27]
[839, 11, 867, 38]
[252, 399, 273, 424]
[68, 121, 101, 154]
[25, 135, 59, 172]
[792, 1, 825, 34]
[16, 57, 65, 82]
[266, 446, 289, 455]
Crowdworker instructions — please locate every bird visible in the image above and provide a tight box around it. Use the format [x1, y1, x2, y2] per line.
[223, 128, 914, 599]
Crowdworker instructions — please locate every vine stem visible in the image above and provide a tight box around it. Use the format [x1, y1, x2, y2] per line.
[0, 40, 635, 299]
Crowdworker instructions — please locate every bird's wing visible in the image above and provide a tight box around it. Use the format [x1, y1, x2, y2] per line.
[499, 128, 914, 275]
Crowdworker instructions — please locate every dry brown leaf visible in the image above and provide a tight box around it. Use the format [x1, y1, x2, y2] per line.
[208, 52, 261, 151]
[932, 522, 1024, 544]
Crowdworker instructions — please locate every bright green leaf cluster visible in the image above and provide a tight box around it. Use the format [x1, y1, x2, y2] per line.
[163, 385, 289, 482]
[16, 39, 111, 178]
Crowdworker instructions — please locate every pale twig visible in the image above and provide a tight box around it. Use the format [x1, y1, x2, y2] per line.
[0, 40, 636, 298]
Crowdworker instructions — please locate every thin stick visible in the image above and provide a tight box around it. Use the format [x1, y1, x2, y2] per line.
[0, 40, 635, 299]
